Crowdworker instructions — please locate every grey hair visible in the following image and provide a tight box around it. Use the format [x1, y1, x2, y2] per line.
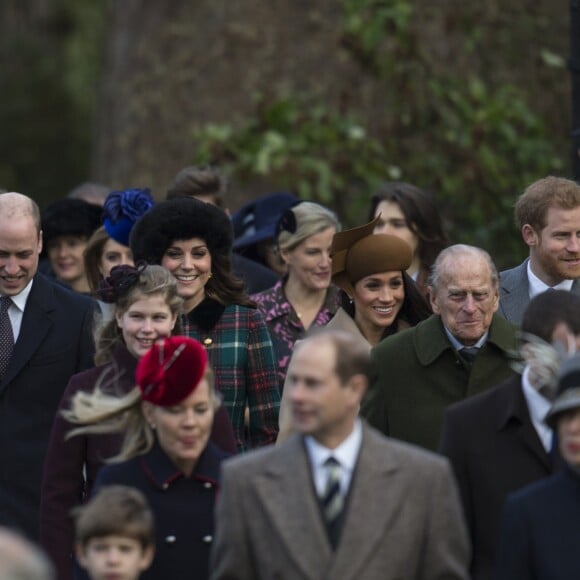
[428, 244, 499, 294]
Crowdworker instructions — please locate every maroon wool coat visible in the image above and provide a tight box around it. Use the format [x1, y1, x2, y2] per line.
[38, 342, 236, 580]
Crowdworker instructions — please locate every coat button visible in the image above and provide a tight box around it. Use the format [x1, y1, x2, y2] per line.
[203, 337, 213, 346]
[204, 482, 212, 489]
[165, 535, 177, 544]
[202, 535, 213, 543]
[162, 483, 169, 490]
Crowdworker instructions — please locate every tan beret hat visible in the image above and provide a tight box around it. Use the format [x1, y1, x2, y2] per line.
[331, 216, 413, 295]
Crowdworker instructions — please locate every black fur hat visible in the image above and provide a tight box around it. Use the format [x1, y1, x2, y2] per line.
[41, 198, 102, 248]
[130, 196, 233, 264]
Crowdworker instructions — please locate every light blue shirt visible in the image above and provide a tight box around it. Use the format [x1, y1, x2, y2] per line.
[444, 326, 488, 352]
[305, 419, 362, 497]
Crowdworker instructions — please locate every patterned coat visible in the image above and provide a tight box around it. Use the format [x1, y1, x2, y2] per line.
[252, 280, 340, 387]
[182, 298, 280, 451]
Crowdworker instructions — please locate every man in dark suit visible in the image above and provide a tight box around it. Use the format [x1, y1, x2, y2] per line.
[499, 176, 580, 325]
[495, 351, 580, 580]
[0, 192, 94, 538]
[210, 329, 470, 580]
[439, 289, 580, 580]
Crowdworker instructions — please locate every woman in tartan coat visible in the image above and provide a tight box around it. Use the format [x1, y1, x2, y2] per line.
[130, 196, 280, 451]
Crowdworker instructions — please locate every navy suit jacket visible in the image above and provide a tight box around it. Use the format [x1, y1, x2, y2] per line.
[499, 259, 580, 325]
[439, 375, 561, 580]
[495, 467, 580, 580]
[0, 273, 94, 538]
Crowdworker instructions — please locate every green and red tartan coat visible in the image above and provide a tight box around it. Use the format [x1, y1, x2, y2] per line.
[182, 298, 280, 452]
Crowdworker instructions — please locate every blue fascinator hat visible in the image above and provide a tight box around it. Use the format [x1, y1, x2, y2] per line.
[103, 188, 155, 246]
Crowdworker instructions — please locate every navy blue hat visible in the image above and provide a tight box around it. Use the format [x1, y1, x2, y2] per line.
[232, 192, 298, 250]
[103, 188, 155, 246]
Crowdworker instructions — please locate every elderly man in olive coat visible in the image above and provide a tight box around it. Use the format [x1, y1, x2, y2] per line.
[362, 244, 518, 451]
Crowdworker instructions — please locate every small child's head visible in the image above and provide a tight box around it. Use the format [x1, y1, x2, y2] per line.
[74, 485, 155, 580]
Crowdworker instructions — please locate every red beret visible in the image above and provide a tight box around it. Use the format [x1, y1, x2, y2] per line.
[136, 337, 208, 407]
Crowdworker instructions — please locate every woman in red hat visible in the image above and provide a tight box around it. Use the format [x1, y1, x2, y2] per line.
[65, 336, 226, 580]
[39, 265, 235, 580]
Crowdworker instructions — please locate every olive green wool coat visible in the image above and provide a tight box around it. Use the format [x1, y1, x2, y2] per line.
[361, 314, 518, 452]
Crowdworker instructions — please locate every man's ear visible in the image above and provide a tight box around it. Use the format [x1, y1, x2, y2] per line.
[522, 224, 539, 247]
[348, 374, 368, 405]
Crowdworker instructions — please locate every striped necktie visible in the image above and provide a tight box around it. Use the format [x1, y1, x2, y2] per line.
[321, 457, 344, 524]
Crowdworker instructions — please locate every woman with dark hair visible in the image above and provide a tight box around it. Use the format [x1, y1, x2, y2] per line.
[329, 216, 432, 347]
[41, 198, 102, 294]
[277, 217, 431, 441]
[369, 182, 449, 294]
[130, 196, 280, 451]
[83, 188, 154, 326]
[39, 265, 236, 580]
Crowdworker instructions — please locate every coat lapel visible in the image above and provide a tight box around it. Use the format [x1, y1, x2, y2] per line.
[253, 436, 332, 580]
[495, 377, 551, 471]
[499, 260, 530, 323]
[0, 276, 55, 394]
[327, 427, 404, 580]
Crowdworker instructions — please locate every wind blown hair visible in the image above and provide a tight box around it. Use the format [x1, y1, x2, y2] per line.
[62, 367, 219, 463]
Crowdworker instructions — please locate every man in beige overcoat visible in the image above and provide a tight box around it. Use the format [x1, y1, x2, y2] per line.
[210, 329, 470, 580]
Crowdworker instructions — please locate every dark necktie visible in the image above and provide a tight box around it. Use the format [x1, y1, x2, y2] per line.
[321, 457, 344, 524]
[460, 346, 479, 365]
[0, 297, 14, 379]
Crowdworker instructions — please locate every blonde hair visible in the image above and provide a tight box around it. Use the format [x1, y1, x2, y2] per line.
[277, 202, 340, 252]
[63, 367, 220, 463]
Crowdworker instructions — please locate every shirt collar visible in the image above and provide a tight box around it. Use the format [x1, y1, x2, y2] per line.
[527, 260, 573, 298]
[3, 278, 33, 312]
[521, 365, 552, 426]
[443, 325, 488, 351]
[304, 419, 362, 472]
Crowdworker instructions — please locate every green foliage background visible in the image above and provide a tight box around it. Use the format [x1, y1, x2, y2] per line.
[194, 0, 567, 268]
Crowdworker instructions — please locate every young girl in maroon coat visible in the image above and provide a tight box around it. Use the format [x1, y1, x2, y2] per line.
[39, 264, 235, 580]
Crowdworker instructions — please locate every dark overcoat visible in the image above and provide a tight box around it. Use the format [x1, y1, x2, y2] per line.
[495, 467, 580, 580]
[361, 313, 518, 451]
[74, 441, 228, 580]
[439, 375, 562, 580]
[0, 273, 94, 538]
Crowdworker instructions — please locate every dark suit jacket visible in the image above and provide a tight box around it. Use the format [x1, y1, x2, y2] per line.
[439, 375, 561, 580]
[232, 253, 277, 294]
[499, 259, 580, 325]
[0, 273, 95, 538]
[210, 424, 470, 580]
[495, 467, 580, 580]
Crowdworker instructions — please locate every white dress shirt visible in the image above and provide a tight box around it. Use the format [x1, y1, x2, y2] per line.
[305, 419, 363, 497]
[2, 279, 33, 342]
[527, 261, 573, 298]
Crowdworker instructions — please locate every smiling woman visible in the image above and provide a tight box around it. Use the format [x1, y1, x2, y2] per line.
[251, 201, 342, 388]
[41, 199, 102, 294]
[130, 196, 280, 451]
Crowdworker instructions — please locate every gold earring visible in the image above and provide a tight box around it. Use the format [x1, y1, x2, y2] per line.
[208, 272, 213, 279]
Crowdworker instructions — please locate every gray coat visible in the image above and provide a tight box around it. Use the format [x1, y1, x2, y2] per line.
[210, 424, 470, 580]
